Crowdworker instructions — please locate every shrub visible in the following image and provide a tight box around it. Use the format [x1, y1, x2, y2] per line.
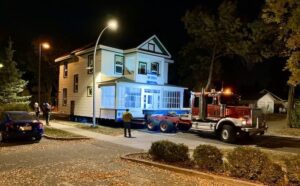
[227, 147, 271, 180]
[149, 140, 190, 163]
[193, 145, 223, 172]
[285, 155, 300, 185]
[259, 163, 285, 186]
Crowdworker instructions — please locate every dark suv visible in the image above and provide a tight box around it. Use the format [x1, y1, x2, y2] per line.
[0, 111, 44, 142]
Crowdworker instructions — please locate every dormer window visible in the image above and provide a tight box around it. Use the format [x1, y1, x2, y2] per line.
[138, 62, 147, 75]
[148, 43, 155, 52]
[151, 62, 159, 75]
[115, 55, 124, 74]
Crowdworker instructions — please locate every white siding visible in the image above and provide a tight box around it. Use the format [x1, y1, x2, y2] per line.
[58, 53, 101, 117]
[257, 93, 274, 114]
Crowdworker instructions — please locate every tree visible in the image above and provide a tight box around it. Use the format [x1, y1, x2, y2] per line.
[180, 0, 279, 91]
[262, 0, 300, 127]
[0, 39, 30, 104]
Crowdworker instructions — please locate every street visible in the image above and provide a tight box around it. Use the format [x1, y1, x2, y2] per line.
[0, 139, 231, 186]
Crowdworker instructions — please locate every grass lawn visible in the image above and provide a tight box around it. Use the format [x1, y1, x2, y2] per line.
[54, 120, 124, 136]
[44, 126, 84, 138]
[266, 114, 300, 137]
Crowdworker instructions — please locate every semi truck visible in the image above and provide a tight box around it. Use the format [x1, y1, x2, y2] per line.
[147, 88, 268, 143]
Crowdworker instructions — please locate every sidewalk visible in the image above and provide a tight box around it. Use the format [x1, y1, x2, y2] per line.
[47, 120, 233, 151]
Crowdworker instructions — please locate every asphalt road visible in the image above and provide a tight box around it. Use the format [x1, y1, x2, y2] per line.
[0, 139, 231, 186]
[136, 128, 300, 154]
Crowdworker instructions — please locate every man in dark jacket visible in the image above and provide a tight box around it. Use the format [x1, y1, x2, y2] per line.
[122, 109, 133, 138]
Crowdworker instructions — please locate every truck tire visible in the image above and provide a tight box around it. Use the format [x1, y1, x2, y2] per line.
[0, 131, 7, 142]
[159, 120, 173, 133]
[147, 119, 157, 131]
[220, 125, 236, 143]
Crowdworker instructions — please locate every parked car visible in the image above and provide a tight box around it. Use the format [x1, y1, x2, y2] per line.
[0, 111, 44, 142]
[147, 112, 192, 132]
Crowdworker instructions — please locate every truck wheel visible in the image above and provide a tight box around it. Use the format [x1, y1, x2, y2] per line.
[159, 120, 173, 133]
[147, 119, 157, 131]
[0, 131, 7, 142]
[220, 125, 236, 143]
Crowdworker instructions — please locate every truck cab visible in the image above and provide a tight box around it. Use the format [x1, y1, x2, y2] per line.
[190, 88, 267, 143]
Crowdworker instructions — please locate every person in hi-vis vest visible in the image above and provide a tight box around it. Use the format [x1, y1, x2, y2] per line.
[122, 109, 133, 138]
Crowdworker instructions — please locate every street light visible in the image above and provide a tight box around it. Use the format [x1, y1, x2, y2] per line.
[92, 19, 118, 127]
[38, 42, 50, 105]
[0, 63, 3, 69]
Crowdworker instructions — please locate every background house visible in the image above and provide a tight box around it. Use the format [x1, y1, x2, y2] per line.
[257, 89, 287, 114]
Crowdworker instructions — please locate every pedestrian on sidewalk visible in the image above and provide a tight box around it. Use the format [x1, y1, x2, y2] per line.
[122, 109, 133, 138]
[34, 102, 40, 120]
[44, 102, 51, 126]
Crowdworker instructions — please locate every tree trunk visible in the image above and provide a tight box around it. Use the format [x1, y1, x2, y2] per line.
[287, 85, 295, 128]
[205, 45, 217, 91]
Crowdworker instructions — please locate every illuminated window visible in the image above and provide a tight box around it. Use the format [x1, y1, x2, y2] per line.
[115, 55, 124, 74]
[162, 91, 180, 109]
[101, 86, 115, 108]
[138, 62, 147, 75]
[151, 62, 159, 74]
[73, 74, 79, 93]
[62, 88, 67, 106]
[119, 87, 141, 108]
[87, 55, 93, 74]
[87, 86, 92, 97]
[63, 62, 68, 78]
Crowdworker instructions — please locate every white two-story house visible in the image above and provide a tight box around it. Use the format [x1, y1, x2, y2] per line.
[55, 35, 187, 123]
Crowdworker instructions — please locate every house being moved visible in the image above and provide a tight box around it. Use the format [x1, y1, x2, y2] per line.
[54, 35, 187, 122]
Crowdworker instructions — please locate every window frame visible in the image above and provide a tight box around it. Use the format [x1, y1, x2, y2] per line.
[73, 74, 79, 93]
[87, 86, 92, 97]
[114, 55, 124, 75]
[63, 62, 68, 78]
[62, 88, 67, 106]
[87, 55, 93, 74]
[151, 62, 159, 75]
[138, 62, 147, 75]
[148, 43, 155, 52]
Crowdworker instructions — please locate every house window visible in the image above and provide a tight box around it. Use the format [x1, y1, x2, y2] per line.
[87, 55, 93, 74]
[73, 74, 79, 93]
[63, 62, 68, 78]
[119, 87, 141, 108]
[148, 43, 155, 51]
[62, 88, 67, 106]
[115, 55, 124, 74]
[87, 86, 92, 97]
[101, 86, 115, 108]
[151, 62, 159, 74]
[138, 62, 147, 75]
[162, 91, 180, 109]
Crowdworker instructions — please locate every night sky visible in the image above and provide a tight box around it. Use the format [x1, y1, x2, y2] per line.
[0, 0, 290, 99]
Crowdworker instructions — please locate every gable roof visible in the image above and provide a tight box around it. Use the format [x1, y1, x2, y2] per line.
[55, 35, 172, 62]
[136, 35, 171, 57]
[259, 89, 285, 102]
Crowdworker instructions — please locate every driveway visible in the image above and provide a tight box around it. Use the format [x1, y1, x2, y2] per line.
[0, 139, 230, 186]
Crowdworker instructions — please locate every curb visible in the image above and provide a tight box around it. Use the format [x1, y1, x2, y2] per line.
[121, 153, 263, 186]
[43, 134, 91, 141]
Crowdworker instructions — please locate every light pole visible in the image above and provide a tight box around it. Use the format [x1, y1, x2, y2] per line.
[92, 19, 118, 127]
[38, 42, 50, 105]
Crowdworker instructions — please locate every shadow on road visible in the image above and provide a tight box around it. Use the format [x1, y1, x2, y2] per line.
[0, 138, 38, 147]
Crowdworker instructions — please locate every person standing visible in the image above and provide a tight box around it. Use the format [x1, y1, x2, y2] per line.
[34, 102, 40, 120]
[44, 102, 51, 126]
[122, 109, 133, 138]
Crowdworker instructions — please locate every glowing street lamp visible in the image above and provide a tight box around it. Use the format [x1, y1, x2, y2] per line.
[0, 63, 3, 69]
[38, 42, 50, 104]
[92, 19, 118, 127]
